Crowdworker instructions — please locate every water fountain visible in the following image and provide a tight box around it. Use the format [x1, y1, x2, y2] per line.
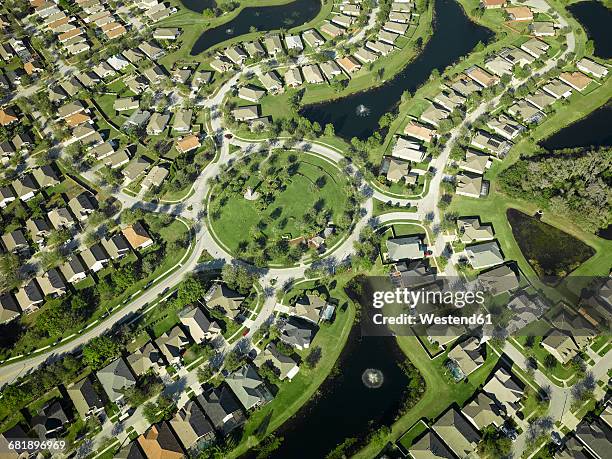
[356, 104, 370, 117]
[361, 368, 384, 389]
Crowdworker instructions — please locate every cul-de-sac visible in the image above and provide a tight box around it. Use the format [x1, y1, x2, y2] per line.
[0, 0, 610, 458]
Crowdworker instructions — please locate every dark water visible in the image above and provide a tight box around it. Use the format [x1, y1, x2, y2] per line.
[540, 101, 612, 150]
[568, 1, 612, 59]
[262, 328, 410, 458]
[597, 224, 612, 240]
[190, 0, 321, 54]
[181, 0, 216, 13]
[301, 0, 493, 139]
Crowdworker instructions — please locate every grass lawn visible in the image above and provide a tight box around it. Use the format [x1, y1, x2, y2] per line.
[208, 150, 351, 263]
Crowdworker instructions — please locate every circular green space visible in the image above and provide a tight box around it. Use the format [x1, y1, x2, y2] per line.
[207, 150, 357, 266]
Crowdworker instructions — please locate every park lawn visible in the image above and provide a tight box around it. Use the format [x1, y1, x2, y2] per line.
[227, 277, 356, 458]
[354, 337, 500, 458]
[392, 223, 428, 238]
[209, 151, 350, 257]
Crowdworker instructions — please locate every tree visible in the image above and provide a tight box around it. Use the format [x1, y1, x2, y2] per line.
[82, 336, 121, 370]
[0, 253, 21, 291]
[324, 123, 335, 137]
[305, 346, 322, 369]
[543, 353, 557, 369]
[254, 435, 283, 459]
[478, 425, 512, 458]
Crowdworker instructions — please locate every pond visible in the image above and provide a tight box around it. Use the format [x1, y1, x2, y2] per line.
[539, 101, 612, 151]
[257, 328, 411, 458]
[568, 1, 612, 59]
[181, 0, 216, 13]
[300, 0, 493, 139]
[506, 208, 595, 283]
[190, 0, 321, 54]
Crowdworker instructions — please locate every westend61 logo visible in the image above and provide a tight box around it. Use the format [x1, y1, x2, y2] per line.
[365, 286, 493, 333]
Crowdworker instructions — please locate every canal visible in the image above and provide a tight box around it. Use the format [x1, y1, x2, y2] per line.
[568, 1, 612, 59]
[301, 0, 493, 139]
[181, 0, 216, 13]
[190, 0, 321, 54]
[255, 327, 411, 458]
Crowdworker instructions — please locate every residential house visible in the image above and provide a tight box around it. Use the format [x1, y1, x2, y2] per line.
[455, 173, 484, 199]
[48, 207, 77, 230]
[37, 269, 67, 298]
[542, 79, 573, 99]
[458, 150, 491, 175]
[462, 392, 505, 431]
[115, 442, 146, 459]
[225, 365, 274, 411]
[392, 136, 426, 162]
[386, 236, 425, 261]
[143, 65, 166, 84]
[366, 40, 394, 56]
[432, 408, 481, 458]
[123, 157, 151, 183]
[409, 430, 455, 459]
[508, 99, 542, 123]
[0, 292, 20, 324]
[179, 307, 222, 344]
[173, 109, 192, 133]
[141, 166, 169, 190]
[68, 193, 96, 222]
[484, 55, 514, 77]
[526, 89, 557, 110]
[224, 45, 247, 65]
[330, 14, 353, 29]
[205, 283, 244, 318]
[138, 41, 164, 60]
[170, 401, 216, 450]
[238, 85, 266, 102]
[259, 71, 283, 93]
[284, 35, 303, 52]
[12, 175, 38, 201]
[292, 293, 329, 324]
[380, 157, 410, 183]
[2, 230, 29, 254]
[80, 244, 110, 272]
[336, 56, 361, 75]
[209, 57, 233, 73]
[391, 259, 437, 289]
[478, 264, 519, 296]
[137, 422, 184, 459]
[146, 112, 170, 135]
[197, 386, 246, 437]
[404, 121, 436, 143]
[505, 6, 533, 21]
[481, 0, 506, 8]
[465, 241, 504, 270]
[31, 401, 69, 440]
[101, 233, 131, 260]
[302, 29, 325, 48]
[466, 66, 499, 88]
[483, 367, 523, 415]
[155, 326, 190, 365]
[26, 218, 51, 246]
[353, 47, 378, 64]
[232, 105, 260, 122]
[114, 97, 139, 112]
[244, 41, 266, 58]
[97, 357, 136, 404]
[471, 131, 511, 157]
[302, 64, 325, 84]
[127, 341, 165, 377]
[378, 30, 399, 45]
[154, 27, 181, 40]
[122, 222, 154, 250]
[284, 67, 303, 87]
[263, 35, 284, 55]
[420, 103, 450, 128]
[450, 75, 482, 97]
[176, 135, 201, 154]
[254, 342, 300, 381]
[67, 377, 105, 420]
[280, 317, 314, 350]
[559, 71, 592, 92]
[447, 337, 484, 378]
[60, 257, 87, 284]
[530, 22, 555, 37]
[577, 58, 608, 79]
[15, 279, 43, 314]
[383, 21, 408, 35]
[433, 89, 466, 112]
[487, 115, 524, 140]
[0, 186, 15, 208]
[499, 46, 534, 67]
[520, 37, 550, 58]
[457, 218, 493, 244]
[506, 293, 545, 334]
[575, 417, 612, 459]
[319, 61, 342, 80]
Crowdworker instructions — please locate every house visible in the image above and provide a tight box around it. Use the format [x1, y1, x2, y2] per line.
[506, 293, 545, 334]
[302, 29, 325, 48]
[263, 34, 284, 55]
[156, 326, 190, 365]
[470, 131, 511, 157]
[447, 337, 484, 378]
[170, 401, 216, 450]
[179, 306, 222, 344]
[391, 259, 437, 289]
[457, 218, 493, 244]
[0, 292, 21, 324]
[210, 57, 233, 73]
[478, 264, 519, 296]
[575, 417, 612, 459]
[115, 442, 146, 459]
[138, 422, 184, 459]
[259, 71, 283, 93]
[123, 157, 151, 183]
[31, 401, 69, 440]
[455, 173, 484, 198]
[173, 109, 192, 133]
[280, 317, 314, 350]
[33, 165, 60, 188]
[432, 408, 481, 458]
[484, 55, 514, 77]
[224, 45, 247, 65]
[244, 41, 266, 57]
[526, 89, 556, 110]
[487, 115, 524, 140]
[392, 136, 426, 162]
[47, 207, 76, 232]
[141, 166, 169, 190]
[37, 269, 67, 298]
[366, 40, 394, 56]
[12, 131, 35, 151]
[124, 75, 148, 94]
[58, 101, 85, 119]
[15, 279, 43, 314]
[481, 0, 506, 8]
[197, 386, 246, 437]
[383, 21, 408, 35]
[146, 112, 171, 135]
[284, 34, 303, 52]
[530, 22, 555, 37]
[292, 293, 329, 324]
[336, 56, 361, 75]
[386, 236, 424, 261]
[576, 58, 608, 79]
[389, 11, 411, 23]
[0, 141, 14, 161]
[2, 230, 29, 254]
[0, 107, 18, 126]
[380, 157, 410, 183]
[320, 21, 345, 38]
[466, 66, 499, 88]
[122, 222, 154, 250]
[176, 134, 201, 154]
[192, 70, 213, 87]
[559, 71, 592, 92]
[302, 64, 325, 84]
[520, 37, 550, 59]
[0, 425, 30, 458]
[254, 342, 300, 381]
[67, 377, 105, 419]
[0, 186, 15, 208]
[483, 367, 523, 415]
[508, 99, 542, 123]
[284, 67, 303, 87]
[505, 6, 532, 21]
[409, 430, 455, 459]
[541, 320, 593, 365]
[379, 30, 400, 45]
[544, 77, 575, 100]
[60, 257, 87, 284]
[68, 193, 96, 222]
[353, 47, 378, 64]
[330, 14, 353, 29]
[12, 175, 38, 201]
[80, 244, 110, 272]
[107, 55, 129, 72]
[420, 103, 450, 128]
[97, 357, 136, 403]
[319, 61, 342, 80]
[225, 365, 274, 410]
[93, 62, 116, 79]
[138, 41, 165, 60]
[232, 105, 260, 122]
[174, 69, 192, 85]
[458, 150, 491, 175]
[143, 66, 166, 84]
[153, 27, 181, 40]
[433, 89, 466, 112]
[341, 4, 361, 16]
[205, 283, 244, 318]
[465, 241, 504, 269]
[450, 75, 482, 97]
[127, 341, 164, 377]
[101, 234, 131, 260]
[462, 392, 505, 431]
[114, 97, 139, 112]
[499, 47, 534, 67]
[238, 85, 266, 102]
